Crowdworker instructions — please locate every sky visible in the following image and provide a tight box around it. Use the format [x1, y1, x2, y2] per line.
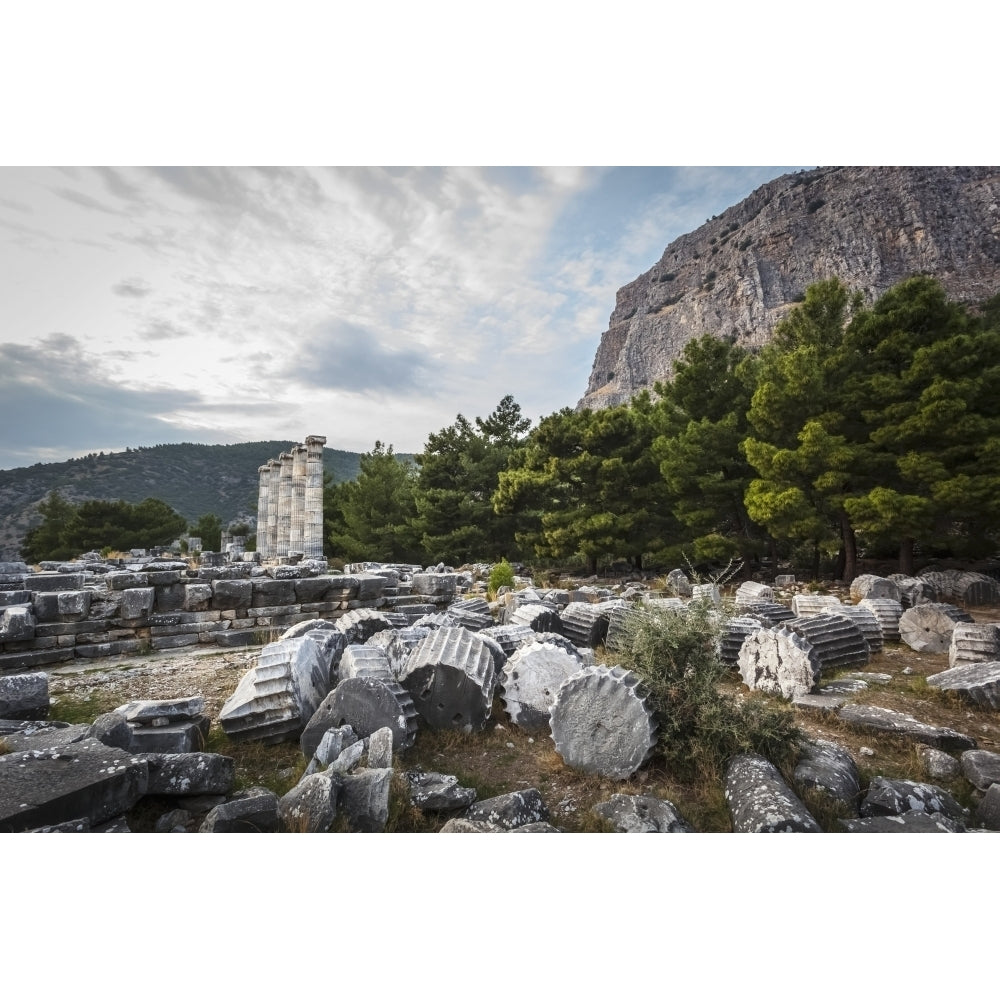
[0, 164, 812, 469]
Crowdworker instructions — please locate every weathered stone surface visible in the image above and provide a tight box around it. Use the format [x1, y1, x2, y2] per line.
[328, 740, 365, 774]
[306, 676, 419, 751]
[339, 645, 393, 681]
[849, 574, 901, 603]
[737, 627, 821, 699]
[507, 602, 561, 633]
[211, 579, 252, 610]
[464, 788, 549, 830]
[959, 749, 1000, 792]
[219, 636, 331, 744]
[404, 771, 477, 812]
[154, 808, 192, 832]
[0, 738, 148, 832]
[128, 716, 210, 753]
[366, 726, 394, 769]
[949, 622, 1000, 669]
[734, 581, 774, 608]
[115, 697, 206, 724]
[0, 606, 35, 642]
[252, 578, 297, 608]
[501, 641, 584, 730]
[918, 746, 962, 782]
[444, 600, 494, 632]
[439, 817, 494, 832]
[88, 711, 132, 750]
[28, 572, 86, 593]
[334, 608, 400, 646]
[365, 626, 431, 679]
[120, 587, 155, 619]
[790, 594, 845, 617]
[777, 614, 870, 673]
[825, 605, 884, 655]
[400, 627, 496, 732]
[307, 724, 358, 768]
[860, 777, 969, 824]
[0, 672, 49, 720]
[279, 772, 339, 832]
[926, 661, 1000, 710]
[839, 812, 966, 833]
[411, 572, 458, 599]
[976, 783, 1000, 830]
[743, 602, 796, 627]
[719, 615, 765, 667]
[0, 719, 88, 753]
[508, 821, 561, 832]
[549, 665, 657, 779]
[899, 603, 974, 654]
[143, 752, 236, 796]
[838, 704, 977, 751]
[859, 597, 904, 643]
[888, 575, 937, 608]
[793, 738, 861, 816]
[199, 787, 280, 832]
[339, 767, 392, 831]
[557, 601, 611, 648]
[592, 793, 694, 832]
[724, 753, 821, 832]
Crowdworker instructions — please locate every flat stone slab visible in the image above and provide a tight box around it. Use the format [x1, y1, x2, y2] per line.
[959, 749, 1000, 792]
[128, 716, 210, 754]
[838, 704, 977, 751]
[463, 788, 550, 830]
[592, 793, 694, 832]
[0, 737, 148, 832]
[114, 697, 206, 725]
[926, 661, 1000, 710]
[724, 753, 821, 832]
[549, 665, 657, 779]
[404, 771, 477, 812]
[791, 692, 851, 714]
[0, 720, 90, 754]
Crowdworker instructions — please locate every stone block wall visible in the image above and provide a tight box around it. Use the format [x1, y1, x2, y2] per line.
[0, 560, 441, 675]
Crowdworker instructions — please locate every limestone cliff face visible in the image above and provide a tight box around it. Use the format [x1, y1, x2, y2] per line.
[579, 166, 1000, 410]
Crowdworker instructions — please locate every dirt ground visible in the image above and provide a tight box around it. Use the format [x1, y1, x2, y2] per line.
[44, 605, 1000, 832]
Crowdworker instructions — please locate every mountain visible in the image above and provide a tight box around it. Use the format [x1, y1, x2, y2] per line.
[578, 165, 1000, 410]
[0, 441, 371, 561]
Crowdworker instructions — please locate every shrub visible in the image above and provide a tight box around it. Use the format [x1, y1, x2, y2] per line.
[488, 558, 516, 597]
[615, 602, 801, 780]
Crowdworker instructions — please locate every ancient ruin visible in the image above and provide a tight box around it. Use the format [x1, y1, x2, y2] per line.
[256, 435, 326, 561]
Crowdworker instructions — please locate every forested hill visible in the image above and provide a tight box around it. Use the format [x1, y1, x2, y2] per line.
[0, 441, 370, 561]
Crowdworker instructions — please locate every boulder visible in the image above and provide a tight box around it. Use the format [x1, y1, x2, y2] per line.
[591, 793, 694, 832]
[860, 777, 968, 825]
[793, 738, 861, 815]
[463, 788, 549, 830]
[404, 771, 477, 812]
[959, 749, 1000, 792]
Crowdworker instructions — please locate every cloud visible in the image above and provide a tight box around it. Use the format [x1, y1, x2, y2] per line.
[139, 319, 189, 341]
[52, 187, 120, 215]
[289, 318, 437, 395]
[112, 276, 153, 298]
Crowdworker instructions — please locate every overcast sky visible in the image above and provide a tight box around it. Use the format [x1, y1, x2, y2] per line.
[0, 165, 811, 469]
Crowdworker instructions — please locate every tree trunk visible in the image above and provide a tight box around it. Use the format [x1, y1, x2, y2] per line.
[811, 542, 820, 580]
[588, 554, 598, 575]
[899, 538, 915, 576]
[839, 514, 857, 582]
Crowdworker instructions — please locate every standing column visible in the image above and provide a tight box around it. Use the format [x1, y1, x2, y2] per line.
[267, 458, 281, 561]
[256, 465, 271, 560]
[276, 451, 294, 559]
[289, 444, 307, 556]
[304, 434, 326, 559]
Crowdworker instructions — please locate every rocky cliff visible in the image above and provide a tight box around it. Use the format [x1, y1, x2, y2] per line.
[578, 166, 1000, 410]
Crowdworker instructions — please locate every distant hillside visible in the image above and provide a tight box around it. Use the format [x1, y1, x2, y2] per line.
[0, 441, 380, 561]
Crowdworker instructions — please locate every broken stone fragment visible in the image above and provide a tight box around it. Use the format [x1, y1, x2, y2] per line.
[399, 627, 496, 732]
[365, 727, 394, 769]
[976, 784, 1000, 831]
[849, 574, 901, 603]
[793, 739, 861, 816]
[404, 771, 477, 812]
[860, 776, 968, 825]
[724, 753, 821, 833]
[463, 788, 549, 830]
[279, 771, 340, 832]
[591, 793, 694, 832]
[959, 749, 1000, 792]
[790, 594, 844, 617]
[548, 665, 657, 779]
[926, 660, 1000, 710]
[200, 787, 280, 832]
[948, 622, 1000, 669]
[87, 711, 133, 751]
[737, 627, 821, 699]
[142, 752, 236, 796]
[918, 746, 961, 782]
[339, 767, 392, 831]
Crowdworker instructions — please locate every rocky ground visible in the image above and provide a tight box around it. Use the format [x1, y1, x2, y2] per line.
[43, 602, 1000, 832]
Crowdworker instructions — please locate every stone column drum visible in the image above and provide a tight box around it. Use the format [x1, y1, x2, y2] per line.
[304, 435, 326, 560]
[276, 452, 294, 559]
[256, 464, 271, 560]
[290, 445, 307, 556]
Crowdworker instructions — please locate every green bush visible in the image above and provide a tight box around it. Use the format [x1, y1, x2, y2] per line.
[488, 558, 516, 596]
[615, 602, 801, 780]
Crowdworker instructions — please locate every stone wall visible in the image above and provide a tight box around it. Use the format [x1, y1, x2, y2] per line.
[0, 558, 442, 674]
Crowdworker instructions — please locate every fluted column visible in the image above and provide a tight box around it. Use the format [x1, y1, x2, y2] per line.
[289, 444, 307, 556]
[304, 434, 326, 559]
[276, 451, 294, 559]
[256, 464, 271, 559]
[267, 458, 281, 560]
